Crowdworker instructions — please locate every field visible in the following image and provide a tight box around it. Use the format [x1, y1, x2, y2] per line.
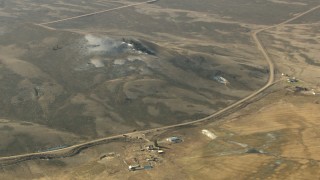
[0, 0, 319, 179]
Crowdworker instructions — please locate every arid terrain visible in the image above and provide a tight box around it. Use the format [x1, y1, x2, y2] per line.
[1, 79, 319, 179]
[0, 0, 319, 179]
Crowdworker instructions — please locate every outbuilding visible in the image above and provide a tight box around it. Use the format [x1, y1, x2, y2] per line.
[128, 165, 141, 171]
[166, 137, 182, 143]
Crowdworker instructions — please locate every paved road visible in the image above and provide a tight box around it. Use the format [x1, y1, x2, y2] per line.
[0, 4, 319, 166]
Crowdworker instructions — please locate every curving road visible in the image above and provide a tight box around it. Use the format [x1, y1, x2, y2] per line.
[1, 3, 319, 166]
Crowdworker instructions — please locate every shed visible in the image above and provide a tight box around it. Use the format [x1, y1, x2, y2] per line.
[166, 137, 182, 143]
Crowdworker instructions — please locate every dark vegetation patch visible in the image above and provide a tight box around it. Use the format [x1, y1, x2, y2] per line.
[246, 148, 261, 154]
[0, 125, 14, 131]
[0, 133, 46, 156]
[124, 38, 157, 55]
[301, 54, 320, 66]
[49, 104, 97, 138]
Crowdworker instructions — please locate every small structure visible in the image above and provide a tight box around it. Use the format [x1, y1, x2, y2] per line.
[146, 144, 160, 151]
[287, 77, 298, 83]
[295, 86, 308, 92]
[146, 145, 155, 150]
[166, 137, 182, 143]
[157, 150, 164, 154]
[144, 165, 153, 170]
[147, 157, 157, 162]
[145, 140, 161, 151]
[128, 165, 141, 171]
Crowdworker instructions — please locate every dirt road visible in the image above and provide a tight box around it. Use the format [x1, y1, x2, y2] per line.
[38, 0, 157, 27]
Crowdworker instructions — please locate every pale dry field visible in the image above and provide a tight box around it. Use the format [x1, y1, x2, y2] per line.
[156, 86, 320, 180]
